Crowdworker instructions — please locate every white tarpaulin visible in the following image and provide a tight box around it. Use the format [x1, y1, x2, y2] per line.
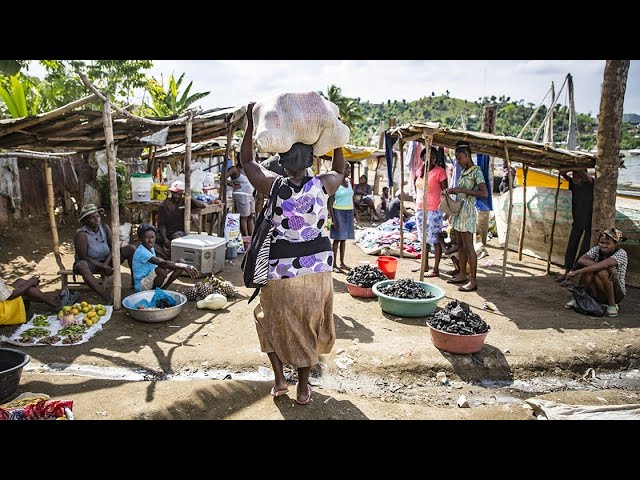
[526, 398, 640, 420]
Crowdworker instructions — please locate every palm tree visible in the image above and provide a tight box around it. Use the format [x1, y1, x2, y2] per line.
[321, 84, 364, 131]
[144, 73, 210, 117]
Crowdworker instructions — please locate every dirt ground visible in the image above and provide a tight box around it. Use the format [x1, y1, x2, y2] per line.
[1, 216, 639, 420]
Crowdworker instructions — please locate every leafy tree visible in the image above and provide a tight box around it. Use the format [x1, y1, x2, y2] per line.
[37, 60, 153, 110]
[0, 60, 28, 76]
[143, 73, 210, 117]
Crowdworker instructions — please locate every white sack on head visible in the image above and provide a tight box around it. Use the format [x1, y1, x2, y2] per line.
[253, 91, 350, 156]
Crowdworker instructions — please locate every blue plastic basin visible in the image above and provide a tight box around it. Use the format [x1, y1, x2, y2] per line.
[372, 280, 445, 317]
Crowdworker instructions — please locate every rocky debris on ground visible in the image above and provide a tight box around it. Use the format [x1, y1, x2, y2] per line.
[428, 300, 490, 335]
[346, 265, 387, 287]
[378, 279, 434, 299]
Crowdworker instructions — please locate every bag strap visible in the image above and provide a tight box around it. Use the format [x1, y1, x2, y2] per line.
[246, 176, 284, 305]
[264, 176, 283, 221]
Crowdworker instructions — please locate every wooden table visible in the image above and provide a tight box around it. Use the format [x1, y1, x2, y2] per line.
[196, 202, 224, 236]
[126, 200, 163, 226]
[126, 200, 225, 236]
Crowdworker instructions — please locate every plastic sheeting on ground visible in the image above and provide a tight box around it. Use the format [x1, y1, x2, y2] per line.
[526, 398, 640, 420]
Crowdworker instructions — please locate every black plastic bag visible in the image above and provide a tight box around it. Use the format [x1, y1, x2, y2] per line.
[566, 284, 604, 317]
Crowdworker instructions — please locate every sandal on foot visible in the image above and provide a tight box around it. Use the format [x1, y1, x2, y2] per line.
[270, 386, 289, 397]
[458, 285, 478, 292]
[57, 288, 70, 308]
[66, 291, 79, 306]
[425, 271, 439, 278]
[446, 278, 466, 284]
[295, 383, 313, 405]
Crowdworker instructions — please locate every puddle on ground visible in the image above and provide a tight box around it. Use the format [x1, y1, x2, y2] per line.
[24, 362, 640, 408]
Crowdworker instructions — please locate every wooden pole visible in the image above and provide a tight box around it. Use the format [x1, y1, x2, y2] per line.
[501, 142, 514, 291]
[480, 104, 497, 246]
[518, 165, 528, 260]
[398, 139, 405, 259]
[102, 97, 122, 309]
[389, 117, 397, 196]
[184, 114, 193, 235]
[221, 118, 233, 237]
[419, 135, 432, 281]
[45, 159, 65, 271]
[373, 157, 382, 194]
[547, 172, 562, 274]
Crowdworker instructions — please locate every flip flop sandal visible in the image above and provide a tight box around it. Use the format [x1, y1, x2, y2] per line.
[425, 271, 439, 278]
[270, 386, 289, 397]
[295, 383, 313, 405]
[66, 291, 80, 306]
[446, 278, 467, 284]
[458, 285, 478, 292]
[57, 288, 70, 308]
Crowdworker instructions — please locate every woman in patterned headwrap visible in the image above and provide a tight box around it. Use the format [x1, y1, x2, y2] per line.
[240, 102, 345, 406]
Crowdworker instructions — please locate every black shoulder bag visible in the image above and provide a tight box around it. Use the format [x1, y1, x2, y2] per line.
[241, 177, 284, 303]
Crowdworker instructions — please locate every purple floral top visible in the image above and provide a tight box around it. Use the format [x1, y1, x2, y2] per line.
[268, 176, 334, 279]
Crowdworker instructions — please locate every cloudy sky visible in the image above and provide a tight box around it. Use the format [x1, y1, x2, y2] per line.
[140, 60, 639, 117]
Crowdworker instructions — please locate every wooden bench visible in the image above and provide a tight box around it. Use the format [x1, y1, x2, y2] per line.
[58, 269, 105, 291]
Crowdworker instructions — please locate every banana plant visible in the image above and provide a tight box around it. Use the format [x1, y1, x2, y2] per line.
[144, 73, 210, 117]
[0, 74, 40, 118]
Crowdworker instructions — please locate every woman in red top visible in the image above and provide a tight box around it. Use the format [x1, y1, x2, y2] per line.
[414, 147, 448, 277]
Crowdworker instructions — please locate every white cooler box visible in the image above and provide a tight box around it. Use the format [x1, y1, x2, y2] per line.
[170, 234, 226, 275]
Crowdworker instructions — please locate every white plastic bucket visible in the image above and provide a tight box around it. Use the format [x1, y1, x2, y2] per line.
[131, 174, 153, 201]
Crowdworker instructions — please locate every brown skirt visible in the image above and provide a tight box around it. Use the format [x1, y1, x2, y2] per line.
[253, 271, 335, 368]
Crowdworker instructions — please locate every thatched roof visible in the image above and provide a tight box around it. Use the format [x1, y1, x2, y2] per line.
[0, 105, 247, 153]
[388, 122, 597, 170]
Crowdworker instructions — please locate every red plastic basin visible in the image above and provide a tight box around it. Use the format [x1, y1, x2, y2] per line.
[428, 326, 488, 354]
[345, 282, 376, 298]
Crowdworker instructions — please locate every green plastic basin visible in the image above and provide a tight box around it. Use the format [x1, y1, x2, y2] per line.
[372, 280, 445, 317]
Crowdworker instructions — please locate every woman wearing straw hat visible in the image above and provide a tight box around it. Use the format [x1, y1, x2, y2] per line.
[73, 203, 136, 304]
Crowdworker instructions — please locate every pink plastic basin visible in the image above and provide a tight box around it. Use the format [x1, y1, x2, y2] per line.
[428, 326, 488, 354]
[346, 282, 376, 298]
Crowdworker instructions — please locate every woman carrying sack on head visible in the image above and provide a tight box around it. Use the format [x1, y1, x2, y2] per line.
[240, 102, 345, 406]
[445, 142, 487, 292]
